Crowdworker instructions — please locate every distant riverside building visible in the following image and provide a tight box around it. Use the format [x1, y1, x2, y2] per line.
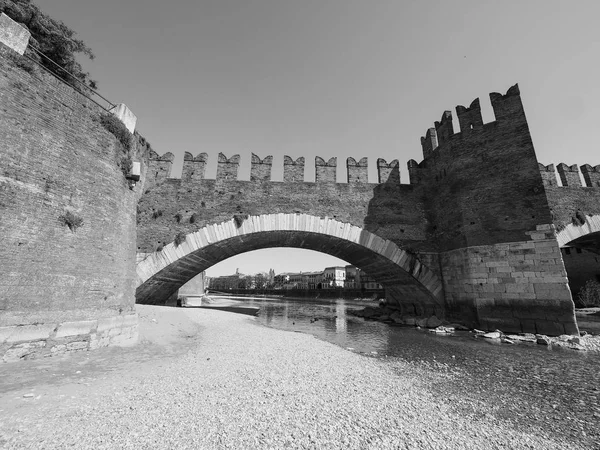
[209, 268, 245, 291]
[305, 271, 323, 289]
[322, 266, 346, 289]
[344, 265, 359, 289]
[210, 266, 382, 291]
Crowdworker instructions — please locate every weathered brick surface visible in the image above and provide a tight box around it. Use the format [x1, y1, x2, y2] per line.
[413, 85, 553, 252]
[137, 176, 429, 254]
[0, 45, 139, 360]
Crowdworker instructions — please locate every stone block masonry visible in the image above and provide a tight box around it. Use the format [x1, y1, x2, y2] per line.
[441, 225, 578, 335]
[0, 43, 141, 361]
[0, 13, 30, 55]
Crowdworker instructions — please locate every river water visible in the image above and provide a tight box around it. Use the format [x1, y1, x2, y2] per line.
[232, 296, 600, 447]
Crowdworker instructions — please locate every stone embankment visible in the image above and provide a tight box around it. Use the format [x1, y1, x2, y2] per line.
[350, 305, 600, 352]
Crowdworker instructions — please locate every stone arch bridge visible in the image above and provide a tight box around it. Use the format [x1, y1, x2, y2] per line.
[136, 85, 600, 336]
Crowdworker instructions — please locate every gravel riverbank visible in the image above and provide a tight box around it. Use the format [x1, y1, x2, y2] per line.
[0, 305, 593, 449]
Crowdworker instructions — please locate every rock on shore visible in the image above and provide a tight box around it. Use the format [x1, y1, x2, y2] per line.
[349, 305, 600, 352]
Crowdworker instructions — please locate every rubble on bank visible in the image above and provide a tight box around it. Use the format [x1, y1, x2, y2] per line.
[349, 305, 600, 353]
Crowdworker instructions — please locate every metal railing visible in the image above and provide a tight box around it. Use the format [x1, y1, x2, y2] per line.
[21, 44, 117, 112]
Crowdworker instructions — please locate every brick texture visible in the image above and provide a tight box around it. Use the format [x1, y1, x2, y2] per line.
[0, 45, 140, 360]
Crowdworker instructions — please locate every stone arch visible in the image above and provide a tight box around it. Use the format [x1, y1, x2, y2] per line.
[556, 214, 600, 248]
[136, 214, 444, 316]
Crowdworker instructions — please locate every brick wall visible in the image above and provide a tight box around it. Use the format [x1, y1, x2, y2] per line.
[0, 45, 140, 361]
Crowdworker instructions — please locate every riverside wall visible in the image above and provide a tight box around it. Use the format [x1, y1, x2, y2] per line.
[0, 42, 145, 361]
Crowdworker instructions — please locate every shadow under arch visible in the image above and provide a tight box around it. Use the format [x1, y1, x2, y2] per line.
[136, 214, 444, 316]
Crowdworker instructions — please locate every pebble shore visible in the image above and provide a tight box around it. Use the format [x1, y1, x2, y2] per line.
[0, 305, 592, 449]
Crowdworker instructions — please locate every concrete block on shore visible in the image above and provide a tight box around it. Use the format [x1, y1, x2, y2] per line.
[55, 320, 97, 338]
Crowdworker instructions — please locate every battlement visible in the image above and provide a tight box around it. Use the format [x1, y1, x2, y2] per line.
[145, 151, 409, 186]
[147, 150, 175, 187]
[182, 151, 208, 181]
[283, 156, 305, 182]
[216, 152, 241, 181]
[420, 84, 525, 161]
[315, 156, 337, 183]
[250, 153, 273, 182]
[377, 158, 400, 184]
[581, 164, 600, 188]
[347, 157, 368, 183]
[407, 159, 421, 185]
[538, 163, 557, 187]
[539, 162, 600, 187]
[557, 163, 581, 187]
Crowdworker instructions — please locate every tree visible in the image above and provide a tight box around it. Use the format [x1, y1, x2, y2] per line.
[1, 0, 97, 89]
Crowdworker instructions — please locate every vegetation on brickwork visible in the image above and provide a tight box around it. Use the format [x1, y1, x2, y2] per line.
[58, 210, 83, 232]
[233, 214, 249, 228]
[174, 232, 186, 248]
[119, 155, 133, 178]
[98, 113, 133, 152]
[190, 213, 198, 224]
[5, 50, 36, 73]
[1, 0, 97, 89]
[174, 213, 182, 223]
[577, 280, 600, 308]
[156, 242, 164, 252]
[572, 210, 587, 227]
[152, 209, 163, 220]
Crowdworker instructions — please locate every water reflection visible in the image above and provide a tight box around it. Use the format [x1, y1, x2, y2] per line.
[230, 295, 600, 446]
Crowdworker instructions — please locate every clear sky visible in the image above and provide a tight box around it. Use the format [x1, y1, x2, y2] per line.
[41, 0, 600, 276]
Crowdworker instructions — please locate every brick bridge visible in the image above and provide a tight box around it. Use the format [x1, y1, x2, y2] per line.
[4, 17, 600, 363]
[136, 85, 600, 336]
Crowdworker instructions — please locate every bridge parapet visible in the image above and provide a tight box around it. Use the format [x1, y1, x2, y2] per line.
[377, 158, 400, 184]
[538, 163, 557, 187]
[347, 157, 369, 183]
[581, 164, 600, 188]
[315, 156, 337, 183]
[147, 150, 174, 188]
[216, 153, 240, 181]
[283, 156, 305, 182]
[182, 152, 208, 181]
[418, 84, 525, 162]
[557, 163, 581, 187]
[538, 162, 600, 188]
[250, 153, 273, 182]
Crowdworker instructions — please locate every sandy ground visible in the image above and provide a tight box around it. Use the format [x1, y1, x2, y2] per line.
[0, 305, 591, 449]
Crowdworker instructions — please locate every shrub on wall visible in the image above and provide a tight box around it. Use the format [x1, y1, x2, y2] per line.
[174, 232, 186, 247]
[58, 210, 83, 232]
[98, 113, 132, 152]
[1, 0, 97, 89]
[577, 280, 600, 308]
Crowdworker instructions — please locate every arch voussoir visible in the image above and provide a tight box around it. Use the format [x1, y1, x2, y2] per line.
[136, 214, 444, 308]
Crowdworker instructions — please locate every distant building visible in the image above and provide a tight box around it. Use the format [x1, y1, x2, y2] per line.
[344, 265, 359, 289]
[305, 271, 323, 289]
[322, 266, 345, 289]
[209, 269, 245, 291]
